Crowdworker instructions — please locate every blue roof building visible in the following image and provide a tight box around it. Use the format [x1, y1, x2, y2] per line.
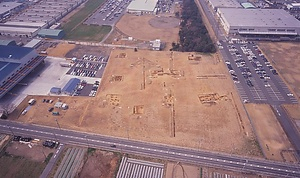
[0, 45, 44, 99]
[62, 78, 80, 95]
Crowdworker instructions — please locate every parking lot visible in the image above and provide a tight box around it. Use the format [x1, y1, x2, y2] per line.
[220, 40, 298, 104]
[84, 0, 132, 26]
[67, 54, 108, 78]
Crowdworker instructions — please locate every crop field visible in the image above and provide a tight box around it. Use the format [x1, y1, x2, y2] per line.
[54, 147, 86, 178]
[0, 141, 50, 178]
[65, 24, 111, 41]
[62, 0, 110, 41]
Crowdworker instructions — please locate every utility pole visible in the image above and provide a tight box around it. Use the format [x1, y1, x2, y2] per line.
[55, 118, 61, 130]
[8, 125, 14, 135]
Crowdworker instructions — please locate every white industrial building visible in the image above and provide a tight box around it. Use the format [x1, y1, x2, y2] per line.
[206, 0, 241, 11]
[217, 8, 300, 36]
[127, 0, 159, 15]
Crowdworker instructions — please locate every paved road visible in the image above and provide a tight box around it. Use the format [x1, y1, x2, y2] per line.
[40, 143, 65, 178]
[0, 120, 300, 178]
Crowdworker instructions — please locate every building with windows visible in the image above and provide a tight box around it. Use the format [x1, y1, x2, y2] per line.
[217, 8, 300, 36]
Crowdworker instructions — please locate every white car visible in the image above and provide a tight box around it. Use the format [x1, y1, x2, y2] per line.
[287, 93, 294, 97]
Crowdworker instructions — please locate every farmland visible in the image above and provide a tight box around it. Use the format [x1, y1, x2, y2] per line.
[62, 0, 110, 41]
[0, 141, 51, 178]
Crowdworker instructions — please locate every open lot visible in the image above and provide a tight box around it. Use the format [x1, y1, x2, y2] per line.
[14, 49, 261, 157]
[79, 149, 120, 178]
[116, 14, 179, 43]
[0, 140, 51, 178]
[245, 104, 296, 162]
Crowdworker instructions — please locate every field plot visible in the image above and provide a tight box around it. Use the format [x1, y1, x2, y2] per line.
[116, 157, 164, 178]
[0, 141, 50, 178]
[61, 0, 110, 41]
[54, 147, 86, 178]
[116, 14, 179, 43]
[16, 49, 259, 156]
[165, 162, 200, 178]
[245, 104, 296, 162]
[79, 149, 120, 178]
[47, 43, 76, 58]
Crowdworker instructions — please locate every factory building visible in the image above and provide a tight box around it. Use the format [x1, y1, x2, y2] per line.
[0, 1, 23, 19]
[206, 0, 241, 11]
[37, 29, 65, 39]
[217, 8, 300, 36]
[0, 45, 45, 99]
[127, 0, 159, 15]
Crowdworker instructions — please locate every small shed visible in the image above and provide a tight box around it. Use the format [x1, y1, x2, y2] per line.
[23, 39, 42, 48]
[38, 29, 65, 39]
[62, 78, 80, 95]
[50, 87, 61, 95]
[152, 39, 161, 51]
[241, 2, 256, 9]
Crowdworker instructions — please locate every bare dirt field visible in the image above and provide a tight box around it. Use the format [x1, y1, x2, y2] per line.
[46, 43, 76, 58]
[245, 104, 296, 162]
[0, 141, 50, 178]
[79, 149, 120, 178]
[165, 162, 200, 178]
[14, 49, 261, 157]
[116, 14, 179, 43]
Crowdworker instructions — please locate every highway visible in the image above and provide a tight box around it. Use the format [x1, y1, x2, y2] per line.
[1, 120, 300, 178]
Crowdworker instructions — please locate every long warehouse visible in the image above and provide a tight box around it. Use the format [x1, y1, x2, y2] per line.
[217, 8, 300, 36]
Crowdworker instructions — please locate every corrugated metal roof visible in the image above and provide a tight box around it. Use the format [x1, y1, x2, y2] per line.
[127, 0, 158, 12]
[24, 39, 42, 48]
[0, 45, 34, 60]
[38, 29, 63, 37]
[0, 61, 20, 83]
[0, 26, 39, 33]
[0, 39, 16, 46]
[4, 21, 46, 28]
[62, 78, 80, 94]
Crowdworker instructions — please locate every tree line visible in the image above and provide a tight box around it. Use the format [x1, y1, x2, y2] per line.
[171, 0, 216, 53]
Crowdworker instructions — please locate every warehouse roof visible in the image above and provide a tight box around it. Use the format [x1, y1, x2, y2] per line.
[0, 2, 23, 15]
[62, 78, 80, 94]
[38, 29, 64, 37]
[0, 39, 16, 46]
[24, 39, 42, 48]
[0, 45, 34, 60]
[127, 0, 158, 12]
[218, 8, 300, 28]
[0, 26, 39, 33]
[0, 61, 20, 83]
[4, 21, 46, 28]
[209, 0, 241, 8]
